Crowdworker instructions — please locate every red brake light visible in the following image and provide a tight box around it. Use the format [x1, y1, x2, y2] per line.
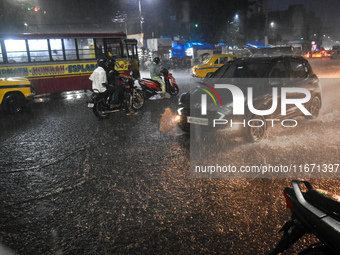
[283, 190, 293, 210]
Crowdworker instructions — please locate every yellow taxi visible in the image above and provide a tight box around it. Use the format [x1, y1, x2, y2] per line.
[192, 54, 238, 78]
[0, 77, 35, 113]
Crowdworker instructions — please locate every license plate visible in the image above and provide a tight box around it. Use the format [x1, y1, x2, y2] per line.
[87, 103, 94, 108]
[187, 116, 209, 126]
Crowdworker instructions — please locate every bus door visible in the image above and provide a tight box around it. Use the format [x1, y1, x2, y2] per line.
[125, 39, 140, 78]
[101, 38, 128, 74]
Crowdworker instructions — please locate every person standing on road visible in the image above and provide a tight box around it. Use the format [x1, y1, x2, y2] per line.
[150, 57, 166, 98]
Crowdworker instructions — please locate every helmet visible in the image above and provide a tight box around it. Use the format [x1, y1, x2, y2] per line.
[97, 58, 107, 68]
[107, 57, 116, 68]
[153, 57, 160, 64]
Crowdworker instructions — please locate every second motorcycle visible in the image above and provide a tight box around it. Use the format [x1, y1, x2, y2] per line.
[138, 68, 179, 99]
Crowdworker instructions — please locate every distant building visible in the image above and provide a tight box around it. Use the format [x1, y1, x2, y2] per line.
[267, 5, 322, 51]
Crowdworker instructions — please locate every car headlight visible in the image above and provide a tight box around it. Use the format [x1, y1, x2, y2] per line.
[175, 115, 182, 122]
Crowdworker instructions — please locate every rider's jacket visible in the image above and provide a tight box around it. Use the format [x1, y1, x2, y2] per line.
[150, 62, 162, 78]
[107, 68, 120, 87]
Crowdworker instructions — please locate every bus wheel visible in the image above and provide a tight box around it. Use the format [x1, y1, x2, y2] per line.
[5, 94, 26, 114]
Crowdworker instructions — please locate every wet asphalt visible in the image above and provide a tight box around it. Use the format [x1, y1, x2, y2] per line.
[0, 67, 340, 254]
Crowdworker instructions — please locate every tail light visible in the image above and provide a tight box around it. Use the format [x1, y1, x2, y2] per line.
[284, 190, 293, 210]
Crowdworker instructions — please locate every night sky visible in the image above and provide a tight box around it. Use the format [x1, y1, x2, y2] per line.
[1, 0, 339, 41]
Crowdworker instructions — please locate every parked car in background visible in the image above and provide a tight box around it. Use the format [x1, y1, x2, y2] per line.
[331, 50, 340, 59]
[304, 50, 332, 58]
[250, 46, 295, 57]
[177, 56, 322, 142]
[192, 54, 238, 78]
[0, 77, 35, 113]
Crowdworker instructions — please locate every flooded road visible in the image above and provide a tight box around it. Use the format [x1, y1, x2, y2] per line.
[0, 66, 339, 254]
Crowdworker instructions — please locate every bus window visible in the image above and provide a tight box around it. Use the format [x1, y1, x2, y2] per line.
[132, 44, 138, 59]
[77, 38, 95, 60]
[125, 40, 138, 60]
[94, 39, 104, 58]
[50, 39, 64, 61]
[0, 46, 3, 63]
[121, 43, 127, 58]
[110, 43, 122, 57]
[105, 39, 123, 58]
[5, 39, 28, 63]
[63, 39, 77, 60]
[28, 39, 49, 62]
[127, 44, 134, 58]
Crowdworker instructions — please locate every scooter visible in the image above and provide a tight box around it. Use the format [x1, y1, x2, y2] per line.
[87, 78, 144, 119]
[138, 68, 179, 99]
[268, 180, 340, 255]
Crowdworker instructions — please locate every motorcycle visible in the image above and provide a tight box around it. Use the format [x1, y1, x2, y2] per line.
[138, 68, 179, 99]
[268, 180, 340, 255]
[87, 78, 144, 119]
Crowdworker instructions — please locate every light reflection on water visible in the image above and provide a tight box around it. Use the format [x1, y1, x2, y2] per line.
[159, 108, 177, 134]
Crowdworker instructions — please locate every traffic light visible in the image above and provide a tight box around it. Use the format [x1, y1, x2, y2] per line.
[28, 7, 40, 12]
[195, 23, 199, 28]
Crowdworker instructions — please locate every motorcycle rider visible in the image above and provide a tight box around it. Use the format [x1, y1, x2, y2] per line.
[150, 57, 166, 98]
[89, 58, 113, 101]
[106, 57, 135, 115]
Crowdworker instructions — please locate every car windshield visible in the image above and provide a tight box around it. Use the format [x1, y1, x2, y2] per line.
[219, 62, 271, 78]
[202, 57, 211, 64]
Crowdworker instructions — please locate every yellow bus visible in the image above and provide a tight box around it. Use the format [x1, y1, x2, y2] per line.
[0, 33, 139, 94]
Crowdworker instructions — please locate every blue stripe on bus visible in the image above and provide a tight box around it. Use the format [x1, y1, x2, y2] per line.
[0, 85, 31, 89]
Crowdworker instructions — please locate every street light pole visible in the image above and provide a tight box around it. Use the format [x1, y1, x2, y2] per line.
[138, 0, 144, 47]
[138, 0, 143, 34]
